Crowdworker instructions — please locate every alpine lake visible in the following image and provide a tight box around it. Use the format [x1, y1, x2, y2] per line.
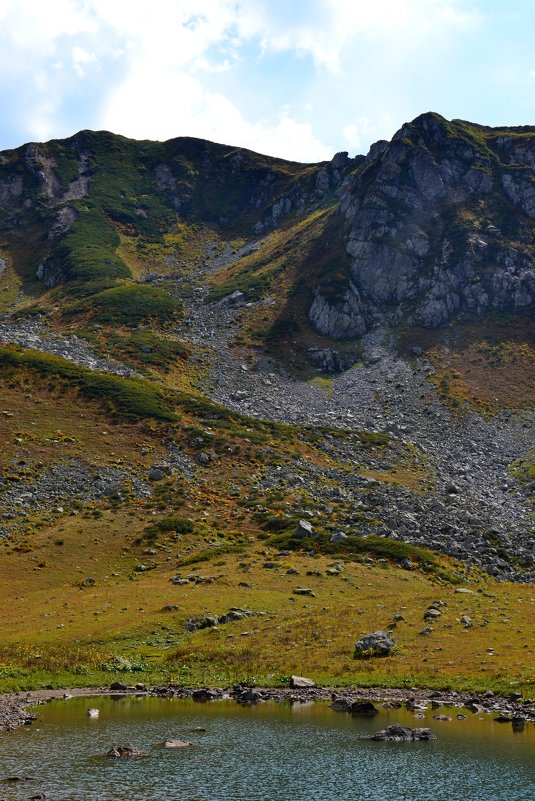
[0, 695, 533, 801]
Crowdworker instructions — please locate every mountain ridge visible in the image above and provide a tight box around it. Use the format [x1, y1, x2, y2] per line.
[2, 110, 534, 346]
[0, 113, 533, 693]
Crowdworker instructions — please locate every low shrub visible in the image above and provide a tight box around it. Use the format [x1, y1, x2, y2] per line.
[266, 531, 440, 569]
[0, 346, 176, 421]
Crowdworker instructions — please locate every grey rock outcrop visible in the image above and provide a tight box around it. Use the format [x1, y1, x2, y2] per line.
[306, 347, 358, 374]
[309, 281, 369, 339]
[310, 112, 535, 338]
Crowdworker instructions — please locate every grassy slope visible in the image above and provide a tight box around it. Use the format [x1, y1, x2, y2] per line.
[0, 517, 533, 695]
[0, 363, 533, 696]
[207, 207, 360, 371]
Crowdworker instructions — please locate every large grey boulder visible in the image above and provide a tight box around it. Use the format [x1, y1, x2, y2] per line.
[354, 631, 396, 658]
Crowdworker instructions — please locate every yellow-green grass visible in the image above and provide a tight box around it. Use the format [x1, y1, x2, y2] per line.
[429, 341, 535, 414]
[0, 372, 167, 469]
[0, 345, 179, 422]
[511, 448, 535, 495]
[0, 524, 534, 695]
[308, 376, 334, 399]
[117, 223, 233, 280]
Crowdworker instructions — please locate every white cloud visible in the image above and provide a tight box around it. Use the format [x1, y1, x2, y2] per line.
[94, 0, 335, 159]
[28, 98, 60, 141]
[0, 0, 485, 157]
[235, 0, 480, 73]
[342, 118, 374, 151]
[99, 61, 332, 161]
[72, 46, 97, 78]
[0, 0, 95, 50]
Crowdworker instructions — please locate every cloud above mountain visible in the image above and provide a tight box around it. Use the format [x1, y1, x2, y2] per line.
[0, 1, 532, 160]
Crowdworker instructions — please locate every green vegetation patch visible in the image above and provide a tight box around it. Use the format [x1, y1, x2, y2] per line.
[175, 542, 249, 568]
[141, 516, 196, 543]
[357, 431, 390, 447]
[154, 516, 195, 533]
[104, 331, 190, 369]
[266, 531, 444, 571]
[0, 346, 176, 421]
[511, 448, 535, 489]
[65, 284, 182, 326]
[48, 207, 129, 291]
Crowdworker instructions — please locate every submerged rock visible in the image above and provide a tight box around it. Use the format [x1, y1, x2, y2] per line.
[154, 740, 193, 749]
[512, 717, 526, 732]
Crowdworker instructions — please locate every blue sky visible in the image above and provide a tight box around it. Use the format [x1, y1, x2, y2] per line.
[1, 0, 535, 161]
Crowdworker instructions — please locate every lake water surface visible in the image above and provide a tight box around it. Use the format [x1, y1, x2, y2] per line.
[0, 696, 533, 801]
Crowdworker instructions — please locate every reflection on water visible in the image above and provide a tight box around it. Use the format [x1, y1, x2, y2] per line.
[0, 696, 533, 801]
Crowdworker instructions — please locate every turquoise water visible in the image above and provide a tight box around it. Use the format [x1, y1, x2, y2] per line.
[0, 696, 533, 801]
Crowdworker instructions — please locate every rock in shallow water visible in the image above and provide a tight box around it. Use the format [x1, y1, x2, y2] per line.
[154, 740, 193, 749]
[106, 744, 143, 758]
[370, 724, 437, 742]
[350, 700, 379, 716]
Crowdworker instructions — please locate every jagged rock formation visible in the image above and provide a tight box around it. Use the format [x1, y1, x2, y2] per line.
[311, 112, 535, 337]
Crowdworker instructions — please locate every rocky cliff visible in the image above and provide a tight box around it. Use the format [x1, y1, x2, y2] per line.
[310, 112, 535, 338]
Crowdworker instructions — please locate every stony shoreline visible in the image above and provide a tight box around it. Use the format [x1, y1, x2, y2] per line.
[1, 684, 533, 733]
